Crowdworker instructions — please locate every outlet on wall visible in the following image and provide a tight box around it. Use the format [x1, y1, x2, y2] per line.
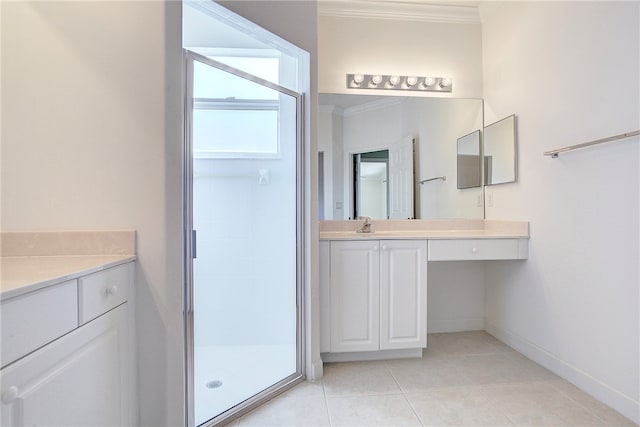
[486, 191, 494, 207]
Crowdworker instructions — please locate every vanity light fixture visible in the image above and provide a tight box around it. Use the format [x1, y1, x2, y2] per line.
[346, 73, 452, 93]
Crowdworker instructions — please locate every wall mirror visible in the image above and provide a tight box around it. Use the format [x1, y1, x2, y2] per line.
[319, 94, 484, 220]
[484, 114, 517, 185]
[456, 130, 482, 189]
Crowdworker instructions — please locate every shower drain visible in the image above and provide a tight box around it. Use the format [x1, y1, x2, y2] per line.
[206, 380, 223, 389]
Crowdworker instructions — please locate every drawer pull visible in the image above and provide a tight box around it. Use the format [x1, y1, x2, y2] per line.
[471, 247, 479, 253]
[2, 386, 19, 404]
[105, 285, 118, 296]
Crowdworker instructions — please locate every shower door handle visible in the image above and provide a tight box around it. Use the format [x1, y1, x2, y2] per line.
[192, 229, 197, 259]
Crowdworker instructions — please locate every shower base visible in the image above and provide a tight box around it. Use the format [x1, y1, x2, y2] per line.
[194, 343, 296, 425]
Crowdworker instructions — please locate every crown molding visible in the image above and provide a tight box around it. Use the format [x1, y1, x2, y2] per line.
[318, 0, 480, 24]
[319, 104, 340, 114]
[343, 97, 404, 117]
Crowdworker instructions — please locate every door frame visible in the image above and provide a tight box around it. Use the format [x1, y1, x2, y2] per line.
[183, 50, 305, 427]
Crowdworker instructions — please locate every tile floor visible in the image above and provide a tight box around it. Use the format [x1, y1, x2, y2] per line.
[227, 331, 637, 426]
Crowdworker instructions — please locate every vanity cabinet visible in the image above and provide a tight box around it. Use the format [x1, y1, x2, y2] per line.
[428, 238, 528, 261]
[324, 240, 427, 354]
[1, 262, 134, 427]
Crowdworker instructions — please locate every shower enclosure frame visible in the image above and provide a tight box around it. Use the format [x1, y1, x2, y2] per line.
[182, 50, 306, 427]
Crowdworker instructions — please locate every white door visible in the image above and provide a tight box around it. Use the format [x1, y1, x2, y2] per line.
[379, 240, 427, 350]
[185, 52, 303, 426]
[330, 240, 380, 352]
[388, 136, 415, 219]
[0, 306, 130, 427]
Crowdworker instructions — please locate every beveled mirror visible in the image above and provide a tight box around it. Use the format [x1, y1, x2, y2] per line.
[456, 130, 482, 189]
[484, 114, 517, 185]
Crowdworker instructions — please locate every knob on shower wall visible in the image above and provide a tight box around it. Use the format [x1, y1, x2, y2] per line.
[259, 168, 269, 185]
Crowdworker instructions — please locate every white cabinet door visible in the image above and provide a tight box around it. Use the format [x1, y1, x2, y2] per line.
[388, 136, 414, 219]
[379, 240, 427, 350]
[330, 240, 380, 352]
[1, 305, 131, 427]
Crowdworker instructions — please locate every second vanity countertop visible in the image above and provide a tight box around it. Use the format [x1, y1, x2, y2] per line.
[0, 230, 137, 301]
[1, 255, 136, 301]
[320, 219, 529, 240]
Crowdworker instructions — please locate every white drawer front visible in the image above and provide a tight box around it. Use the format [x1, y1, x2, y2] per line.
[428, 239, 521, 261]
[79, 264, 129, 324]
[1, 280, 78, 367]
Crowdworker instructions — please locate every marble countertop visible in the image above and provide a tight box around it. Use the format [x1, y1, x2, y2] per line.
[319, 219, 529, 240]
[0, 230, 137, 301]
[1, 255, 136, 301]
[320, 229, 527, 240]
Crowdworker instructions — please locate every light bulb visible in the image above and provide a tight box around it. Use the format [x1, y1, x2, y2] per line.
[440, 78, 452, 88]
[388, 76, 400, 86]
[371, 75, 383, 86]
[422, 77, 436, 88]
[352, 74, 365, 85]
[406, 76, 418, 87]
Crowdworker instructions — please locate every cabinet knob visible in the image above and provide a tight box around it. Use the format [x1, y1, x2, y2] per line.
[381, 245, 388, 251]
[2, 386, 19, 404]
[471, 247, 479, 253]
[106, 285, 118, 296]
[373, 245, 379, 251]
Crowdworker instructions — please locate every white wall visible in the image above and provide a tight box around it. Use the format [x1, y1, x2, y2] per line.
[481, 2, 639, 423]
[0, 2, 184, 426]
[318, 13, 483, 98]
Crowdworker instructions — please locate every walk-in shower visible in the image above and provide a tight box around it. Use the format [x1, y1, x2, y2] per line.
[183, 2, 309, 425]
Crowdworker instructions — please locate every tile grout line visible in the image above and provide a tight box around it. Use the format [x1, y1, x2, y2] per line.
[547, 380, 625, 426]
[321, 379, 334, 426]
[474, 383, 520, 427]
[384, 358, 425, 426]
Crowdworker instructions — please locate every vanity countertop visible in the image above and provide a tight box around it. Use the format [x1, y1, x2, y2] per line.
[1, 255, 136, 301]
[0, 230, 136, 301]
[319, 219, 529, 240]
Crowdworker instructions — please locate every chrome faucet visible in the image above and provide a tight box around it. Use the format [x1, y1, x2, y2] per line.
[356, 216, 373, 233]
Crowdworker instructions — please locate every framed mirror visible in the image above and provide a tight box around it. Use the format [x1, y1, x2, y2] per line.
[318, 94, 484, 220]
[456, 130, 482, 189]
[484, 114, 517, 185]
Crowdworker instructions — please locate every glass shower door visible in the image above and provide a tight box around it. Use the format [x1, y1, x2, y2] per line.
[184, 51, 303, 426]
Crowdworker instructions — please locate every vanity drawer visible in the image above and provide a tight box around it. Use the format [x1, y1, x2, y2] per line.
[428, 239, 524, 261]
[78, 264, 129, 324]
[1, 280, 78, 367]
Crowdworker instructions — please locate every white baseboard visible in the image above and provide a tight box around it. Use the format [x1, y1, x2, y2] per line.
[321, 348, 422, 363]
[428, 317, 484, 333]
[485, 322, 640, 425]
[308, 359, 323, 381]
